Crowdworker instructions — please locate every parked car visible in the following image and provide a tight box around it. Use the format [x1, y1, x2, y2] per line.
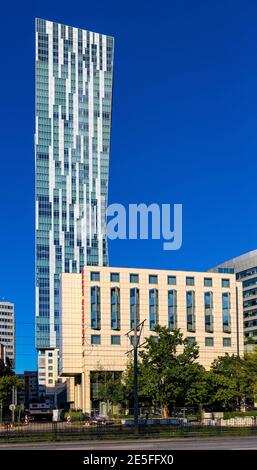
[90, 414, 111, 425]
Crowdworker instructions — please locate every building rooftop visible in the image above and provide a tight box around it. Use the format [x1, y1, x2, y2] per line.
[210, 249, 257, 273]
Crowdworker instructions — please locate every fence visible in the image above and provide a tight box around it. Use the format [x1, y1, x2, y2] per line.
[1, 418, 257, 442]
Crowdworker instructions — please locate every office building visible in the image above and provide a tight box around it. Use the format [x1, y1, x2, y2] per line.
[35, 18, 114, 385]
[59, 266, 243, 412]
[38, 349, 59, 396]
[17, 371, 39, 407]
[0, 343, 6, 365]
[0, 302, 15, 368]
[210, 249, 257, 344]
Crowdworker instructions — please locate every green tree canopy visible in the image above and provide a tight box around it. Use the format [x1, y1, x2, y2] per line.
[92, 330, 257, 417]
[95, 371, 127, 407]
[139, 326, 205, 416]
[0, 358, 14, 378]
[0, 375, 23, 407]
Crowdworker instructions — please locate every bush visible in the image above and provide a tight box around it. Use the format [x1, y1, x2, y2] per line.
[224, 411, 257, 419]
[64, 411, 84, 421]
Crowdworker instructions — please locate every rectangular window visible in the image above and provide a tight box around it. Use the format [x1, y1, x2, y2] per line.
[130, 273, 139, 283]
[48, 352, 53, 357]
[204, 278, 212, 287]
[149, 275, 158, 284]
[111, 287, 120, 330]
[222, 279, 230, 288]
[149, 289, 159, 331]
[205, 337, 214, 347]
[222, 292, 231, 333]
[186, 277, 195, 286]
[204, 291, 214, 333]
[111, 335, 120, 345]
[48, 359, 53, 364]
[110, 273, 120, 282]
[187, 337, 196, 345]
[91, 271, 100, 281]
[48, 366, 53, 371]
[167, 276, 176, 285]
[218, 268, 234, 274]
[91, 286, 101, 329]
[168, 290, 177, 330]
[186, 291, 195, 332]
[91, 334, 101, 345]
[130, 288, 140, 329]
[223, 337, 231, 347]
[48, 379, 53, 384]
[243, 277, 257, 289]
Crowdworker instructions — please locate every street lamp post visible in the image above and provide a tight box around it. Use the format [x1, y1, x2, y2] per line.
[126, 319, 146, 436]
[133, 329, 139, 435]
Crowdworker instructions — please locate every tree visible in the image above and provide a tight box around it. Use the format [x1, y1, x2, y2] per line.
[0, 375, 23, 408]
[0, 358, 14, 378]
[139, 326, 205, 417]
[96, 372, 126, 408]
[242, 347, 257, 405]
[245, 336, 255, 345]
[205, 371, 239, 410]
[209, 353, 246, 409]
[183, 363, 208, 409]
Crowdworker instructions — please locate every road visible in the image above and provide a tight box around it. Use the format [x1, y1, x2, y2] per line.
[1, 436, 257, 450]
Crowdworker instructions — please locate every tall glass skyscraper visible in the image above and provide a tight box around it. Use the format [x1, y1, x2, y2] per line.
[35, 18, 114, 374]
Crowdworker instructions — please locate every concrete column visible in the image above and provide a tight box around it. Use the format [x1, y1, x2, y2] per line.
[75, 379, 82, 410]
[74, 382, 78, 409]
[67, 377, 75, 409]
[84, 370, 91, 413]
[82, 372, 85, 412]
[78, 382, 82, 410]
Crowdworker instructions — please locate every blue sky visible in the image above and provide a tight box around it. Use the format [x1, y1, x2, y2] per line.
[1, 0, 257, 372]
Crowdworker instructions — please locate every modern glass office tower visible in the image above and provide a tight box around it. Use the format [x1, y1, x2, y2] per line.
[35, 18, 114, 370]
[210, 249, 257, 345]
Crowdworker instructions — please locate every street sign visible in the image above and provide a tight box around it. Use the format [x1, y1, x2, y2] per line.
[12, 386, 17, 406]
[52, 409, 61, 422]
[9, 404, 16, 411]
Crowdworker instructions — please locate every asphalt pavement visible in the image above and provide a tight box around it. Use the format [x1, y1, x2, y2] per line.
[1, 436, 257, 450]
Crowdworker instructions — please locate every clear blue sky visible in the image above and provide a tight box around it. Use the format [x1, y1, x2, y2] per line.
[1, 0, 257, 372]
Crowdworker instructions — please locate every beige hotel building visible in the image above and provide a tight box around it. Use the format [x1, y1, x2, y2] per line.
[59, 266, 244, 412]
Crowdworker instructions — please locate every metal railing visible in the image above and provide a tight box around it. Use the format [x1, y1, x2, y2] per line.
[1, 418, 257, 442]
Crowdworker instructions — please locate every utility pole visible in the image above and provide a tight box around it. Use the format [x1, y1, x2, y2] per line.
[11, 386, 17, 423]
[126, 319, 146, 435]
[133, 323, 139, 435]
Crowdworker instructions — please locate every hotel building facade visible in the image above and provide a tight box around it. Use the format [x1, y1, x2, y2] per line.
[35, 18, 114, 388]
[59, 266, 243, 412]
